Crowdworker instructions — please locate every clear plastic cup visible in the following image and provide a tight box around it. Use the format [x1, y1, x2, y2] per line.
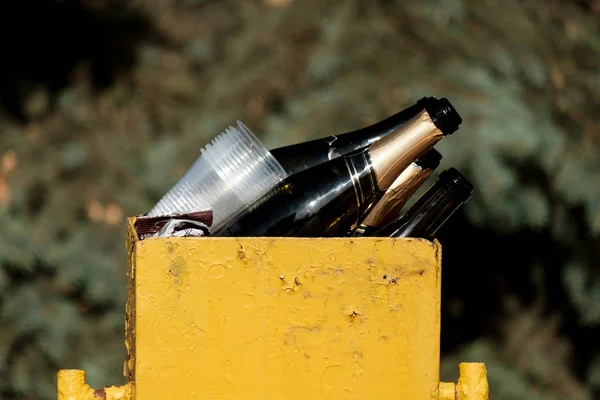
[147, 121, 287, 229]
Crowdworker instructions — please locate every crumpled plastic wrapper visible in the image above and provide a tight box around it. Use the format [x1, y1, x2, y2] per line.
[155, 219, 211, 237]
[134, 210, 213, 239]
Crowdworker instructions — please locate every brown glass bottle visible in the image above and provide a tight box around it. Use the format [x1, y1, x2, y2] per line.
[373, 168, 473, 239]
[270, 97, 449, 176]
[213, 101, 462, 237]
[354, 148, 442, 237]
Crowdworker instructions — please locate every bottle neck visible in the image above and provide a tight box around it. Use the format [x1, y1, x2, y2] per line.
[359, 162, 432, 231]
[368, 109, 444, 191]
[329, 102, 426, 157]
[389, 176, 471, 239]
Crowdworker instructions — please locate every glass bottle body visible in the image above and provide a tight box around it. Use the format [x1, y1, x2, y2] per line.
[270, 98, 432, 175]
[214, 150, 379, 237]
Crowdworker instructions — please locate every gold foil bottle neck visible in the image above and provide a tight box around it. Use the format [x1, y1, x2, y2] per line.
[368, 110, 443, 191]
[361, 163, 433, 228]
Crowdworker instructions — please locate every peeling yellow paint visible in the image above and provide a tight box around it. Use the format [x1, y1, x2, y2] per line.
[103, 384, 132, 400]
[57, 370, 131, 400]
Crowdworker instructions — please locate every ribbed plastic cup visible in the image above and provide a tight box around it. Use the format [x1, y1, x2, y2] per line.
[147, 121, 287, 229]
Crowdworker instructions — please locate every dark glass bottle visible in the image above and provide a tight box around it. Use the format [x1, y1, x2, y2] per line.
[213, 149, 379, 237]
[270, 96, 447, 176]
[212, 101, 462, 237]
[373, 168, 473, 239]
[354, 148, 442, 237]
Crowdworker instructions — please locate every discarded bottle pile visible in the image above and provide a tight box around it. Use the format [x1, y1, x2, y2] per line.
[135, 96, 473, 240]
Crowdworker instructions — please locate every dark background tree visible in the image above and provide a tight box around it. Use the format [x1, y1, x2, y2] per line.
[0, 0, 599, 398]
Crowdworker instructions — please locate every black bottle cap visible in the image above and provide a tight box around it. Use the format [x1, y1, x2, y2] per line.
[416, 96, 438, 106]
[421, 97, 462, 136]
[439, 168, 473, 197]
[415, 148, 442, 170]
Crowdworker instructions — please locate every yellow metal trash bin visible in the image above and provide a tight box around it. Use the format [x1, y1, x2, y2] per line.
[57, 218, 488, 400]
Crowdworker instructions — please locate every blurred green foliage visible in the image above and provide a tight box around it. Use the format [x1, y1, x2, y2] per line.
[0, 0, 599, 398]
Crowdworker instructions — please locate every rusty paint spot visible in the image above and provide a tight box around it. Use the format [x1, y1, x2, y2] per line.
[348, 310, 360, 322]
[294, 277, 302, 286]
[237, 250, 246, 260]
[419, 269, 425, 276]
[166, 241, 176, 255]
[93, 389, 106, 399]
[169, 256, 186, 286]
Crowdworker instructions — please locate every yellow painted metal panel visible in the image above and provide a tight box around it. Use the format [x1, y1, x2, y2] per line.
[127, 219, 443, 399]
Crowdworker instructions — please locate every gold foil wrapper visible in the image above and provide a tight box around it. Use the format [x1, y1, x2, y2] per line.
[368, 110, 443, 191]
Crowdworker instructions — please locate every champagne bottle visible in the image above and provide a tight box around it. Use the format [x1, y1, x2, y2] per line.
[374, 168, 473, 239]
[354, 148, 442, 237]
[270, 96, 445, 176]
[213, 100, 462, 237]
